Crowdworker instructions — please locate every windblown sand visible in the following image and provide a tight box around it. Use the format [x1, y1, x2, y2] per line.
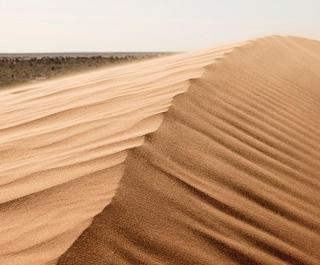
[1, 36, 320, 265]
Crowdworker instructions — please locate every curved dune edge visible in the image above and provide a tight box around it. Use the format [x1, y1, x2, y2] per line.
[0, 40, 247, 264]
[58, 36, 320, 265]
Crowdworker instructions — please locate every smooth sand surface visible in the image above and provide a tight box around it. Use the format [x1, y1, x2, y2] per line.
[1, 36, 320, 265]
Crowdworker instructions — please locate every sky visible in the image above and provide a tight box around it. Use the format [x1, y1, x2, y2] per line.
[0, 0, 319, 52]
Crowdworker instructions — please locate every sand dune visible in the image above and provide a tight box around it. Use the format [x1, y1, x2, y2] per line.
[1, 36, 320, 265]
[0, 40, 244, 264]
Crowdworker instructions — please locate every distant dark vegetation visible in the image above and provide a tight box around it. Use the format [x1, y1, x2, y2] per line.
[0, 53, 167, 88]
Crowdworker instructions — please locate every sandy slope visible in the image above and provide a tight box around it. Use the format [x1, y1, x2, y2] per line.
[58, 36, 320, 265]
[1, 36, 320, 265]
[0, 40, 244, 265]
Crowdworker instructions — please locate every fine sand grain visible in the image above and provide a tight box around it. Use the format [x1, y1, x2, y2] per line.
[1, 36, 320, 265]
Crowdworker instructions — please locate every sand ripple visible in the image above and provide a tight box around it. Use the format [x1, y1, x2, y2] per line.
[59, 36, 320, 265]
[0, 40, 242, 264]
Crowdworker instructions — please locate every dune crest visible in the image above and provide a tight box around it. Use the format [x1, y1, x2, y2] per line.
[0, 40, 244, 264]
[59, 36, 320, 265]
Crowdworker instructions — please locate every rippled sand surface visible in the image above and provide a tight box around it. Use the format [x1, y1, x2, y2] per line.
[1, 36, 320, 265]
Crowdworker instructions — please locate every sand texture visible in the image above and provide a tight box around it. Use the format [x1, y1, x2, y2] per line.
[1, 36, 320, 265]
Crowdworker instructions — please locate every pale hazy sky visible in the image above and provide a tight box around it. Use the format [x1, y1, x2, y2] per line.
[0, 0, 319, 52]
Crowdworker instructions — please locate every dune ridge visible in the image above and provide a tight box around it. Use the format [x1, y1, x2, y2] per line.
[58, 36, 320, 265]
[0, 40, 245, 264]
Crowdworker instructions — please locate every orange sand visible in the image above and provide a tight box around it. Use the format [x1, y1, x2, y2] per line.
[1, 36, 320, 265]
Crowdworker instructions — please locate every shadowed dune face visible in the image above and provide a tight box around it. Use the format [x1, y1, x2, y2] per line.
[58, 37, 320, 265]
[0, 41, 240, 264]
